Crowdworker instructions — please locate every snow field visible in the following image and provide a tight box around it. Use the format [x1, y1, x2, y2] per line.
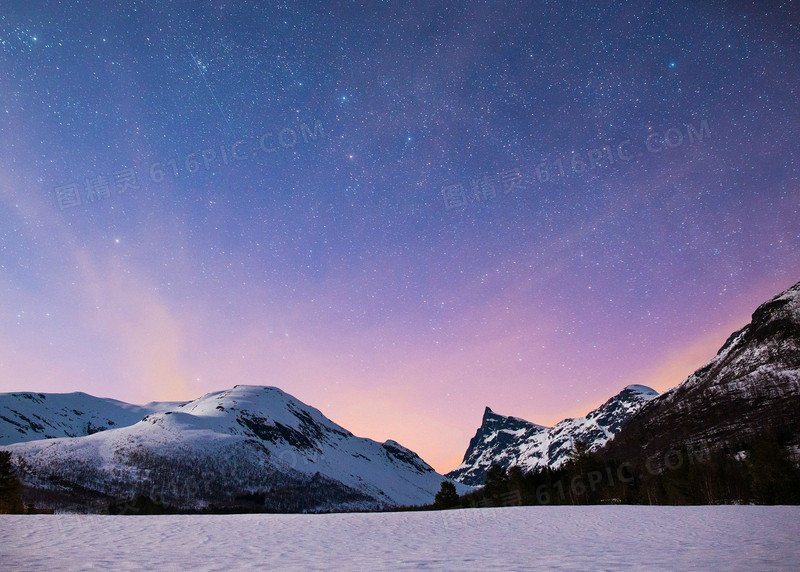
[2, 505, 799, 571]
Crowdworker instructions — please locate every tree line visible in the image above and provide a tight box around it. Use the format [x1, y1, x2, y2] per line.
[5, 430, 799, 515]
[433, 433, 800, 509]
[0, 451, 24, 513]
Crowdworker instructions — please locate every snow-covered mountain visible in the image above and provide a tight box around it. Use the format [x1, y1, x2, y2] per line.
[602, 280, 800, 466]
[447, 385, 658, 486]
[0, 391, 183, 445]
[3, 385, 466, 512]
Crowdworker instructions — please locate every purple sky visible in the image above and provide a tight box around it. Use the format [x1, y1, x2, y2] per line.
[1, 2, 798, 471]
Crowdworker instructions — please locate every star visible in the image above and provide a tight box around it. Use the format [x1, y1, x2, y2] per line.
[0, 0, 796, 477]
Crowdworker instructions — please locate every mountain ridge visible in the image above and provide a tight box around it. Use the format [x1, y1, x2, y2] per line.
[446, 384, 658, 486]
[601, 280, 800, 466]
[0, 391, 184, 445]
[3, 384, 466, 512]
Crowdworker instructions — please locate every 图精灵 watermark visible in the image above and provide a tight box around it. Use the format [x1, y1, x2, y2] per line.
[53, 119, 326, 211]
[441, 118, 711, 212]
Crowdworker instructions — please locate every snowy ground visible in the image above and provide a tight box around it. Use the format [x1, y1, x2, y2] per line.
[2, 506, 799, 570]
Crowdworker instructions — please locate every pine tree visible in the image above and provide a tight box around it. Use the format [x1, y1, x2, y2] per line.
[0, 451, 24, 514]
[565, 440, 591, 472]
[484, 464, 509, 505]
[434, 480, 460, 509]
[747, 436, 800, 504]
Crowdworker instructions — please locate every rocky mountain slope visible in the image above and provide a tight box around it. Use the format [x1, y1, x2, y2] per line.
[2, 385, 465, 512]
[0, 391, 182, 445]
[602, 280, 800, 467]
[447, 385, 658, 486]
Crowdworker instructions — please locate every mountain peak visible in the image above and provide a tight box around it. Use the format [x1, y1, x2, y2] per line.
[448, 384, 658, 486]
[750, 280, 800, 329]
[5, 384, 458, 511]
[622, 384, 658, 396]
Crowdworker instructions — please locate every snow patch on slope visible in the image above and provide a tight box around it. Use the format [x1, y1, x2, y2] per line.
[0, 391, 183, 445]
[5, 385, 469, 510]
[447, 385, 658, 486]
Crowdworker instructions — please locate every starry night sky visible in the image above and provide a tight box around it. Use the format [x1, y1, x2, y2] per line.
[1, 1, 799, 471]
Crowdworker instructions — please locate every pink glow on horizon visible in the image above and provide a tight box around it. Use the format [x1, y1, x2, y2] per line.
[2, 170, 799, 474]
[2, 236, 790, 473]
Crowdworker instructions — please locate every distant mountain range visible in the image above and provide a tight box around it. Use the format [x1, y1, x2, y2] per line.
[448, 279, 800, 487]
[446, 385, 658, 486]
[0, 391, 184, 445]
[2, 279, 798, 511]
[2, 386, 466, 512]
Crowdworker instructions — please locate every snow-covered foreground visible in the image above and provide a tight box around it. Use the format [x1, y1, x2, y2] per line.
[2, 506, 799, 570]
